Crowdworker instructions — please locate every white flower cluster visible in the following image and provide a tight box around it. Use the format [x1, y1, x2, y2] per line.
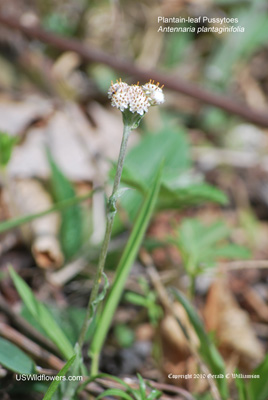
[108, 79, 165, 116]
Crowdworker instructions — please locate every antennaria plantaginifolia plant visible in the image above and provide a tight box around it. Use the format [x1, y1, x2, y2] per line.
[78, 80, 165, 357]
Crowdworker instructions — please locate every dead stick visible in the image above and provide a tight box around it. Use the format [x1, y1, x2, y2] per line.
[0, 13, 268, 127]
[0, 322, 64, 370]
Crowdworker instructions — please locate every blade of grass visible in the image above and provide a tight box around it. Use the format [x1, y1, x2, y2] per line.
[96, 389, 134, 400]
[235, 369, 248, 400]
[42, 355, 76, 400]
[9, 267, 74, 360]
[248, 353, 268, 400]
[0, 190, 97, 234]
[89, 166, 162, 375]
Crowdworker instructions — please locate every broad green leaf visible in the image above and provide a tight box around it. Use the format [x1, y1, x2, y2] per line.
[112, 128, 227, 234]
[176, 218, 250, 274]
[123, 128, 190, 184]
[158, 183, 227, 210]
[171, 289, 229, 400]
[0, 337, 35, 374]
[9, 267, 74, 360]
[112, 127, 189, 231]
[42, 355, 76, 400]
[202, 244, 251, 262]
[90, 166, 162, 371]
[47, 149, 83, 260]
[178, 220, 229, 256]
[248, 354, 268, 400]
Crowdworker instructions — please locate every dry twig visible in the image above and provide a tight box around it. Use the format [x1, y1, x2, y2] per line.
[0, 294, 60, 355]
[0, 321, 64, 370]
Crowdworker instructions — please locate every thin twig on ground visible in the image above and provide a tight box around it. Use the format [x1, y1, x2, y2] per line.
[0, 294, 60, 355]
[0, 321, 64, 370]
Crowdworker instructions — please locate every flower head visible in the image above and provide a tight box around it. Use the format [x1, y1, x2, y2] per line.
[128, 85, 150, 116]
[108, 80, 130, 112]
[108, 79, 164, 125]
[142, 80, 165, 106]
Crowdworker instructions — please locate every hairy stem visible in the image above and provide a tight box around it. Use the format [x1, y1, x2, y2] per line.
[78, 123, 131, 349]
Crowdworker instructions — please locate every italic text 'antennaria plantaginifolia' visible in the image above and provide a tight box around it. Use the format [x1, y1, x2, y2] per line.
[78, 79, 164, 351]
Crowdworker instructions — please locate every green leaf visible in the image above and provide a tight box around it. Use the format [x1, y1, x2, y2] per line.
[114, 324, 135, 348]
[178, 219, 229, 254]
[0, 337, 35, 374]
[235, 369, 248, 400]
[90, 166, 162, 371]
[21, 304, 93, 346]
[171, 289, 229, 400]
[112, 128, 227, 234]
[158, 183, 228, 210]
[203, 244, 251, 261]
[248, 354, 268, 400]
[137, 373, 147, 399]
[112, 128, 189, 231]
[42, 355, 76, 400]
[124, 292, 148, 307]
[123, 128, 190, 184]
[176, 218, 250, 274]
[0, 131, 17, 167]
[47, 149, 83, 260]
[9, 267, 74, 360]
[146, 390, 162, 400]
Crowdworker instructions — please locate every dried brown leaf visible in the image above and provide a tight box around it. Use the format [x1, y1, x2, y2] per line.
[204, 280, 264, 369]
[7, 178, 63, 269]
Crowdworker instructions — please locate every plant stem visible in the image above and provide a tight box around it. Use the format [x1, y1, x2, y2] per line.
[189, 275, 196, 300]
[78, 123, 132, 349]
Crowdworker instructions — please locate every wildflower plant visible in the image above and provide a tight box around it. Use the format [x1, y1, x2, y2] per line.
[78, 79, 164, 350]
